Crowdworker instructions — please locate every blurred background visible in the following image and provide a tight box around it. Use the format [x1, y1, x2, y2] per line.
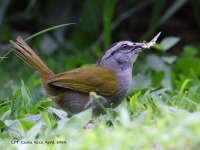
[0, 0, 200, 97]
[1, 1, 200, 147]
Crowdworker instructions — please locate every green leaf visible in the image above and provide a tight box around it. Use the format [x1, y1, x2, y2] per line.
[0, 105, 10, 117]
[48, 107, 67, 120]
[160, 36, 180, 51]
[130, 91, 145, 111]
[0, 109, 11, 121]
[66, 108, 92, 129]
[0, 120, 6, 132]
[12, 88, 21, 101]
[11, 88, 22, 118]
[17, 120, 35, 136]
[152, 43, 164, 51]
[177, 79, 190, 103]
[40, 111, 52, 128]
[173, 57, 200, 78]
[26, 72, 38, 92]
[106, 109, 119, 127]
[162, 56, 177, 64]
[181, 45, 199, 58]
[151, 71, 164, 87]
[35, 100, 52, 109]
[21, 80, 31, 108]
[22, 122, 43, 141]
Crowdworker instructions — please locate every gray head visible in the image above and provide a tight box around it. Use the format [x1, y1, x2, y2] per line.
[96, 41, 145, 72]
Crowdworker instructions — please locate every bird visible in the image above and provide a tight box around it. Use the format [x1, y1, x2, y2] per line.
[10, 34, 159, 116]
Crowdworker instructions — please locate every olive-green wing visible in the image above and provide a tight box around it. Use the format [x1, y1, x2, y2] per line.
[48, 66, 118, 96]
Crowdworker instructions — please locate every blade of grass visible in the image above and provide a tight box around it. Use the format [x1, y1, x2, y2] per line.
[112, 0, 151, 30]
[177, 79, 190, 104]
[95, 0, 151, 45]
[158, 0, 188, 25]
[141, 0, 165, 40]
[0, 23, 76, 62]
[142, 0, 188, 40]
[24, 23, 75, 41]
[21, 80, 31, 108]
[88, 92, 107, 113]
[103, 0, 116, 49]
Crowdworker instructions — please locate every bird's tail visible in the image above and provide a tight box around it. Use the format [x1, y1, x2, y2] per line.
[10, 37, 54, 78]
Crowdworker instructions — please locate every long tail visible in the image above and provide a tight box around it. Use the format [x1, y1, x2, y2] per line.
[10, 37, 54, 78]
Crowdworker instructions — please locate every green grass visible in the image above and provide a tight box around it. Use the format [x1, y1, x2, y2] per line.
[1, 0, 200, 148]
[0, 40, 200, 149]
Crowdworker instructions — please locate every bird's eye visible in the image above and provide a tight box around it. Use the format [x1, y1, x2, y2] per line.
[121, 44, 128, 50]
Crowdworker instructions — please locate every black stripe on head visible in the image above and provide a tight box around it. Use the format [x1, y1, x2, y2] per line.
[105, 49, 120, 60]
[96, 42, 117, 65]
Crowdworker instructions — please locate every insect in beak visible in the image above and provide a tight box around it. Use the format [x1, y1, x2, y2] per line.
[142, 32, 161, 49]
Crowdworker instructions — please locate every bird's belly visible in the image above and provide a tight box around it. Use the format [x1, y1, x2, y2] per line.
[51, 90, 127, 116]
[51, 90, 90, 115]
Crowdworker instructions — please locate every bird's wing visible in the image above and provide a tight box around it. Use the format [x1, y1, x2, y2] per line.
[48, 66, 118, 96]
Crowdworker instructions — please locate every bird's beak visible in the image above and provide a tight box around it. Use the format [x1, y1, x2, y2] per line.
[133, 42, 146, 54]
[134, 43, 146, 49]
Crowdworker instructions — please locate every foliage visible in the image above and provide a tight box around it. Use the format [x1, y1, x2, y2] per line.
[1, 40, 200, 149]
[1, 0, 200, 149]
